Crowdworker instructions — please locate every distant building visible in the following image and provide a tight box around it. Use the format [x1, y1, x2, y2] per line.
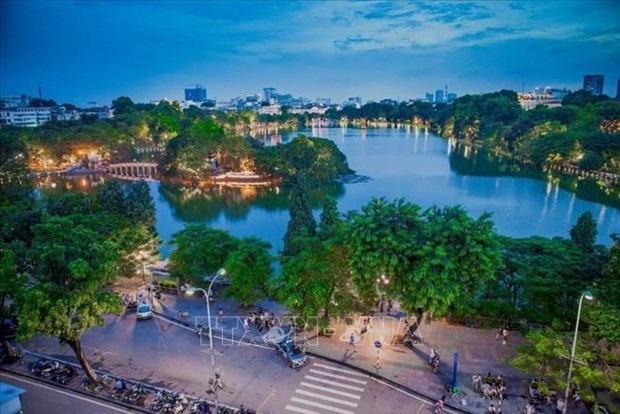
[79, 106, 114, 120]
[517, 87, 565, 110]
[425, 92, 434, 103]
[315, 98, 331, 107]
[258, 104, 281, 115]
[0, 94, 30, 108]
[263, 87, 277, 103]
[0, 107, 52, 127]
[616, 77, 620, 99]
[435, 89, 445, 104]
[583, 75, 604, 95]
[343, 97, 362, 108]
[184, 84, 207, 102]
[446, 92, 458, 103]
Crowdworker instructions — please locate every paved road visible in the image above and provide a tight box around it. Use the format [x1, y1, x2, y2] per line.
[23, 310, 436, 414]
[1, 372, 141, 414]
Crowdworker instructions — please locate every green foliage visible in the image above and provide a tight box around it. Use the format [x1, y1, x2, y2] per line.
[0, 250, 27, 320]
[224, 237, 273, 306]
[97, 179, 126, 215]
[125, 180, 156, 232]
[111, 96, 135, 115]
[282, 173, 317, 258]
[169, 225, 237, 284]
[570, 211, 597, 251]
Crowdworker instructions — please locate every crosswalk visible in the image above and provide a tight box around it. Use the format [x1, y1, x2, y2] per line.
[285, 362, 368, 414]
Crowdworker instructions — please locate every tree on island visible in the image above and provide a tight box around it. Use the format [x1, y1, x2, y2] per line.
[281, 172, 316, 259]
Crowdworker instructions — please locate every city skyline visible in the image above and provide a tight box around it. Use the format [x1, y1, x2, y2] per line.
[1, 1, 619, 106]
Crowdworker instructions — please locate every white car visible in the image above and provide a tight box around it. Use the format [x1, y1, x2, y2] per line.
[136, 302, 153, 320]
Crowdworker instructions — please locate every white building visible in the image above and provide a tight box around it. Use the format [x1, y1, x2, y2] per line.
[0, 107, 53, 127]
[258, 104, 281, 115]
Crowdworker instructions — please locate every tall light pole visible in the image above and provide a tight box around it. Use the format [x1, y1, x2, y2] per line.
[563, 291, 593, 414]
[186, 268, 226, 408]
[375, 274, 390, 312]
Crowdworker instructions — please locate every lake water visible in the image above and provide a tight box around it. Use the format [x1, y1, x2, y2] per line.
[150, 127, 618, 255]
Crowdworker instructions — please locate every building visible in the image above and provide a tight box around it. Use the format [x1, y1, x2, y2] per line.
[616, 77, 620, 99]
[0, 107, 52, 127]
[517, 88, 564, 110]
[79, 106, 114, 120]
[184, 84, 207, 102]
[0, 95, 30, 108]
[425, 92, 434, 103]
[343, 97, 363, 108]
[315, 98, 331, 107]
[258, 104, 281, 115]
[435, 89, 445, 104]
[447, 93, 458, 103]
[583, 75, 604, 95]
[263, 87, 277, 103]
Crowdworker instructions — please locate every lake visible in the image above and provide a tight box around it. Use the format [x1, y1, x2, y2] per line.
[153, 126, 618, 255]
[31, 127, 619, 255]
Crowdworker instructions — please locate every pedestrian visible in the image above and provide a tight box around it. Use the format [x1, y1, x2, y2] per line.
[217, 308, 224, 324]
[429, 348, 437, 364]
[486, 403, 497, 413]
[387, 299, 393, 314]
[243, 317, 249, 331]
[472, 373, 482, 393]
[556, 397, 565, 414]
[349, 333, 356, 348]
[500, 327, 508, 345]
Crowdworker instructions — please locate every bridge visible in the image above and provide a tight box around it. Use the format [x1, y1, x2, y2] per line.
[107, 163, 159, 181]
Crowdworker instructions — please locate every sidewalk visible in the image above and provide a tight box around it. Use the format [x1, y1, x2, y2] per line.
[148, 286, 533, 414]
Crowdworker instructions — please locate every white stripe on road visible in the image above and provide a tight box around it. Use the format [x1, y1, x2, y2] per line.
[285, 405, 321, 414]
[295, 389, 358, 408]
[290, 397, 355, 414]
[303, 376, 364, 392]
[312, 363, 368, 378]
[1, 373, 130, 413]
[308, 369, 368, 385]
[299, 382, 361, 400]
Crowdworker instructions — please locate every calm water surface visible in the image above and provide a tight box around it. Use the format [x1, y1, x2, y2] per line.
[151, 127, 618, 255]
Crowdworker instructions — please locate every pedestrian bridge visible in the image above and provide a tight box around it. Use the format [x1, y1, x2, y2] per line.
[107, 162, 159, 181]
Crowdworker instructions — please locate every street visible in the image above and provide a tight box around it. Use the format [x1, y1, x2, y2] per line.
[1, 372, 143, 414]
[22, 310, 436, 414]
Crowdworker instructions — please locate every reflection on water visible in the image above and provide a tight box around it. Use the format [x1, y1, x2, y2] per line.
[27, 128, 619, 256]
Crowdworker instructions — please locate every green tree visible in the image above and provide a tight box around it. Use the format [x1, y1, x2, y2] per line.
[111, 96, 135, 115]
[125, 180, 156, 232]
[0, 249, 27, 358]
[345, 197, 424, 309]
[570, 211, 597, 251]
[169, 225, 237, 285]
[224, 237, 273, 306]
[97, 179, 126, 215]
[282, 173, 316, 258]
[405, 206, 501, 317]
[18, 214, 123, 383]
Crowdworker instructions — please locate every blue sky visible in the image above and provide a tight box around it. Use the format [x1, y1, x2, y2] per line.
[1, 1, 619, 106]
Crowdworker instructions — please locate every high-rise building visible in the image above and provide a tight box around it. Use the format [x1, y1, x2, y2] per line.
[435, 89, 445, 104]
[184, 84, 207, 102]
[263, 87, 277, 102]
[425, 92, 434, 103]
[583, 75, 604, 95]
[447, 93, 458, 103]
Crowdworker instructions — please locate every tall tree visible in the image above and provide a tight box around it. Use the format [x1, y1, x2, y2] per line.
[169, 225, 237, 284]
[345, 197, 424, 309]
[282, 173, 316, 258]
[125, 180, 156, 232]
[17, 214, 123, 383]
[570, 211, 597, 251]
[0, 249, 27, 358]
[224, 237, 273, 306]
[111, 96, 135, 115]
[97, 179, 126, 215]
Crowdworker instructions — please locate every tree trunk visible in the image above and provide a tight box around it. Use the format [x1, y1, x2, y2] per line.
[66, 337, 98, 384]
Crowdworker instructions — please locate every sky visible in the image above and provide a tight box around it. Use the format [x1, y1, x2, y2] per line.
[1, 1, 619, 107]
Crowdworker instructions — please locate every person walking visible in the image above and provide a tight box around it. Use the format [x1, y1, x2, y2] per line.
[472, 373, 482, 393]
[217, 308, 224, 326]
[349, 333, 356, 348]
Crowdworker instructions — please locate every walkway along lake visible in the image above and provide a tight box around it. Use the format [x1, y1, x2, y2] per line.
[34, 127, 619, 255]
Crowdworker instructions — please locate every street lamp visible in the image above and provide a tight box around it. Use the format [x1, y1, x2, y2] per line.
[375, 274, 390, 313]
[563, 291, 593, 414]
[186, 268, 226, 405]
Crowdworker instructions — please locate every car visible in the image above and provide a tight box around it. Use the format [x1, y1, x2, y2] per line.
[136, 302, 153, 320]
[274, 338, 307, 369]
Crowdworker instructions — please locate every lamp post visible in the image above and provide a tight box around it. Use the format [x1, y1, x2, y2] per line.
[563, 291, 593, 414]
[186, 268, 226, 406]
[375, 274, 390, 312]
